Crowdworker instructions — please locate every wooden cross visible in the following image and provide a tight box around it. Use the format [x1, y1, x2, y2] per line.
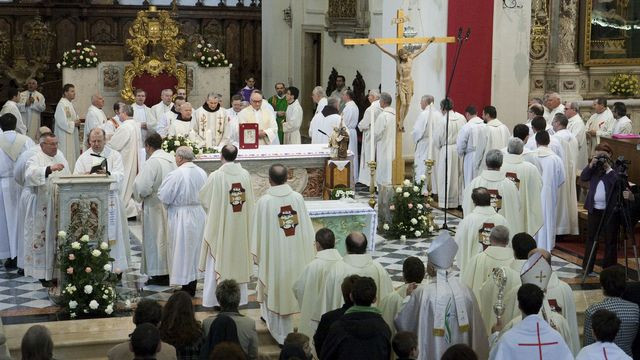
[517, 322, 559, 359]
[344, 9, 455, 184]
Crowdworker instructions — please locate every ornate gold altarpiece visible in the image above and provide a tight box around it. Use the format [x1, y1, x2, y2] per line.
[583, 0, 640, 66]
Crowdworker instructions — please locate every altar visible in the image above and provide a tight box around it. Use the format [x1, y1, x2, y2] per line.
[194, 144, 354, 198]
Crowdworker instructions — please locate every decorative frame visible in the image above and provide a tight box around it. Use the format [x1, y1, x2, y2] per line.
[239, 123, 259, 149]
[583, 0, 640, 66]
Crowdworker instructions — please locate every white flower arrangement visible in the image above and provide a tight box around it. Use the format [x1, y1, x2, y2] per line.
[100, 242, 109, 250]
[57, 40, 100, 69]
[381, 177, 435, 240]
[193, 40, 232, 68]
[84, 285, 93, 294]
[383, 223, 390, 230]
[80, 235, 90, 242]
[330, 187, 356, 200]
[71, 242, 81, 250]
[396, 187, 403, 193]
[69, 300, 78, 309]
[89, 300, 99, 310]
[403, 179, 412, 186]
[103, 264, 112, 272]
[91, 249, 101, 257]
[403, 192, 410, 198]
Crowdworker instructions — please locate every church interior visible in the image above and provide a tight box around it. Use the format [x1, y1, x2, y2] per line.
[0, 0, 640, 359]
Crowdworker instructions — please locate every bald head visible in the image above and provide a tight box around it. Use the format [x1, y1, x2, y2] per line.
[269, 164, 288, 185]
[346, 231, 368, 254]
[91, 94, 105, 109]
[528, 248, 552, 264]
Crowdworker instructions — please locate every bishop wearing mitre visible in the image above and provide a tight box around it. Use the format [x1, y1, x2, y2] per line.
[395, 231, 489, 360]
[192, 94, 230, 147]
[251, 164, 315, 344]
[238, 91, 278, 145]
[199, 145, 255, 308]
[54, 84, 80, 172]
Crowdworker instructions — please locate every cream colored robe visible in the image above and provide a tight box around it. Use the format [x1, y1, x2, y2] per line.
[481, 119, 510, 153]
[18, 90, 46, 141]
[544, 104, 565, 126]
[585, 108, 614, 155]
[54, 98, 80, 172]
[455, 205, 509, 273]
[501, 153, 544, 236]
[553, 129, 579, 236]
[109, 120, 141, 218]
[192, 106, 230, 147]
[477, 264, 521, 335]
[358, 100, 382, 185]
[411, 104, 439, 185]
[535, 147, 566, 250]
[82, 105, 108, 150]
[567, 114, 588, 170]
[435, 111, 465, 208]
[237, 106, 278, 145]
[283, 99, 302, 144]
[1, 100, 26, 134]
[373, 107, 396, 187]
[132, 104, 156, 143]
[132, 149, 176, 276]
[461, 246, 515, 300]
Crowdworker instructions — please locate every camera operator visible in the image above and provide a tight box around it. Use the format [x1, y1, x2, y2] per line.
[580, 143, 620, 275]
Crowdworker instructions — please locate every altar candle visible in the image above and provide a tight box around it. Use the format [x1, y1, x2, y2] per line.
[205, 129, 213, 148]
[370, 107, 375, 162]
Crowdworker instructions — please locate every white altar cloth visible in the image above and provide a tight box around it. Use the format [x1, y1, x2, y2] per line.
[306, 200, 377, 252]
[197, 144, 351, 161]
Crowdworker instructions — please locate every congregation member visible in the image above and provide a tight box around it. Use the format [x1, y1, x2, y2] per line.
[456, 105, 486, 187]
[158, 146, 207, 296]
[132, 89, 156, 142]
[292, 228, 342, 338]
[391, 332, 419, 360]
[199, 145, 254, 308]
[168, 102, 194, 138]
[314, 275, 359, 356]
[151, 88, 174, 124]
[129, 324, 162, 360]
[435, 98, 465, 209]
[378, 256, 425, 334]
[311, 85, 328, 115]
[73, 128, 129, 272]
[341, 89, 360, 180]
[269, 82, 288, 144]
[612, 101, 633, 135]
[20, 325, 55, 360]
[103, 102, 122, 141]
[54, 84, 80, 171]
[239, 76, 256, 103]
[156, 96, 184, 138]
[250, 164, 314, 344]
[82, 94, 107, 150]
[411, 95, 438, 186]
[309, 96, 341, 145]
[441, 344, 478, 360]
[564, 101, 588, 169]
[18, 79, 46, 140]
[283, 86, 302, 144]
[543, 92, 565, 125]
[1, 88, 26, 134]
[159, 291, 204, 358]
[192, 94, 229, 146]
[552, 113, 580, 237]
[133, 133, 176, 286]
[396, 232, 489, 360]
[586, 97, 614, 155]
[480, 105, 510, 156]
[237, 91, 278, 145]
[577, 309, 632, 360]
[373, 92, 396, 187]
[454, 187, 508, 273]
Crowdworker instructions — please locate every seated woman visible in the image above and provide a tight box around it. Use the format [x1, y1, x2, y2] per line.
[159, 291, 204, 359]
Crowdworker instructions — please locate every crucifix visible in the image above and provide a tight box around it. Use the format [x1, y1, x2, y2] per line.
[535, 271, 547, 283]
[344, 9, 455, 185]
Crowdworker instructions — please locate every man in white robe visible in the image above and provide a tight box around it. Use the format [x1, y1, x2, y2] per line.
[462, 149, 522, 234]
[576, 309, 632, 360]
[237, 91, 278, 145]
[502, 138, 543, 236]
[133, 133, 176, 285]
[455, 187, 509, 273]
[73, 128, 129, 273]
[109, 104, 141, 218]
[535, 131, 566, 250]
[341, 90, 360, 180]
[411, 95, 438, 186]
[199, 145, 254, 307]
[552, 114, 579, 236]
[312, 86, 327, 115]
[378, 256, 425, 335]
[54, 84, 80, 172]
[457, 105, 487, 187]
[526, 103, 545, 136]
[435, 98, 465, 208]
[167, 102, 195, 138]
[543, 92, 565, 126]
[357, 90, 381, 185]
[1, 88, 27, 134]
[18, 79, 46, 140]
[564, 102, 588, 170]
[292, 228, 342, 338]
[102, 102, 122, 141]
[527, 116, 565, 159]
[585, 97, 614, 156]
[192, 94, 229, 147]
[150, 89, 173, 125]
[156, 96, 184, 138]
[251, 164, 315, 344]
[283, 86, 302, 144]
[132, 89, 156, 143]
[0, 114, 34, 268]
[310, 97, 341, 146]
[24, 133, 70, 281]
[226, 95, 244, 144]
[611, 102, 633, 135]
[82, 94, 107, 150]
[373, 93, 396, 187]
[396, 232, 489, 360]
[158, 146, 206, 296]
[480, 105, 510, 158]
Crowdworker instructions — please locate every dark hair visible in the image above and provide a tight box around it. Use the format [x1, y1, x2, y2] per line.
[341, 274, 360, 305]
[63, 83, 74, 94]
[594, 143, 612, 154]
[0, 113, 17, 131]
[343, 89, 355, 100]
[113, 102, 122, 112]
[315, 228, 335, 250]
[591, 309, 621, 342]
[441, 97, 454, 111]
[174, 95, 185, 102]
[518, 283, 544, 316]
[512, 233, 537, 260]
[531, 116, 547, 132]
[284, 332, 309, 349]
[613, 101, 627, 117]
[133, 299, 163, 326]
[7, 87, 18, 100]
[211, 342, 247, 360]
[402, 256, 425, 284]
[465, 105, 477, 115]
[145, 132, 163, 150]
[345, 232, 367, 254]
[159, 291, 203, 348]
[131, 323, 160, 357]
[595, 97, 607, 107]
[483, 105, 497, 119]
[21, 325, 54, 360]
[600, 266, 626, 297]
[535, 130, 550, 146]
[216, 279, 241, 311]
[441, 344, 478, 360]
[351, 276, 377, 306]
[513, 124, 530, 141]
[336, 75, 345, 82]
[275, 82, 286, 89]
[231, 94, 243, 102]
[392, 331, 417, 358]
[221, 144, 238, 162]
[287, 86, 300, 100]
[553, 113, 569, 128]
[471, 187, 491, 206]
[268, 164, 288, 185]
[529, 104, 544, 117]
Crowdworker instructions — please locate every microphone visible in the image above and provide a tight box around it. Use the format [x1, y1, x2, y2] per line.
[465, 28, 472, 40]
[457, 27, 463, 41]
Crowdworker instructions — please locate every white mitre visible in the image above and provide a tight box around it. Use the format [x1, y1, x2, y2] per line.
[428, 231, 458, 269]
[520, 252, 552, 291]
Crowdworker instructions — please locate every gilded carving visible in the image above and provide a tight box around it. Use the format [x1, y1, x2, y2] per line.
[1, 16, 55, 85]
[326, 0, 370, 42]
[557, 0, 577, 64]
[530, 0, 549, 61]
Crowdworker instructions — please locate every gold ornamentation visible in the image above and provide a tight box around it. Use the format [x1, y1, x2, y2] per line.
[530, 0, 549, 61]
[584, 0, 640, 66]
[0, 16, 55, 84]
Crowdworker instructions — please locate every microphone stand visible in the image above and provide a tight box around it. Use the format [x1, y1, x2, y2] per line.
[441, 27, 470, 230]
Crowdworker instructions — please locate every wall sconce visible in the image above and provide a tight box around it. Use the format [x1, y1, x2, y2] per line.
[283, 5, 292, 28]
[503, 0, 522, 9]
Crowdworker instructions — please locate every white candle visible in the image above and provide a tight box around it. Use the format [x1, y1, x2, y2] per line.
[205, 129, 213, 148]
[370, 107, 375, 163]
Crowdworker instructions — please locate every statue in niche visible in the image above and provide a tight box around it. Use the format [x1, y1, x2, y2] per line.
[326, 67, 338, 97]
[351, 71, 367, 120]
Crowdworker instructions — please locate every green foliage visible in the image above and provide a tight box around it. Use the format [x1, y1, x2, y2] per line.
[381, 177, 435, 240]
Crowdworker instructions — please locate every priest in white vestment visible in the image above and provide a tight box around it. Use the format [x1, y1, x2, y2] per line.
[396, 232, 489, 360]
[435, 99, 465, 208]
[158, 146, 207, 296]
[479, 106, 510, 160]
[457, 105, 487, 187]
[611, 102, 633, 135]
[502, 138, 543, 236]
[192, 95, 229, 147]
[552, 114, 579, 236]
[24, 133, 70, 281]
[455, 187, 509, 273]
[1, 88, 27, 134]
[54, 84, 80, 172]
[309, 97, 341, 145]
[108, 104, 141, 218]
[226, 95, 244, 144]
[534, 131, 566, 250]
[132, 89, 157, 143]
[357, 90, 381, 185]
[412, 95, 441, 187]
[156, 96, 183, 138]
[378, 256, 425, 335]
[316, 231, 393, 321]
[576, 309, 632, 360]
[585, 98, 614, 156]
[462, 149, 522, 234]
[237, 92, 278, 145]
[312, 86, 327, 115]
[543, 92, 565, 126]
[167, 102, 196, 138]
[526, 116, 565, 159]
[373, 93, 396, 187]
[102, 103, 122, 141]
[292, 228, 342, 338]
[73, 128, 129, 273]
[0, 114, 34, 266]
[565, 102, 588, 170]
[18, 79, 46, 140]
[133, 133, 176, 284]
[250, 164, 315, 344]
[82, 94, 108, 150]
[199, 145, 254, 307]
[282, 87, 302, 144]
[341, 90, 360, 180]
[150, 89, 173, 125]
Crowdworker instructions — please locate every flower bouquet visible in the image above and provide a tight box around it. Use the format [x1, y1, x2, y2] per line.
[57, 40, 100, 69]
[381, 177, 435, 240]
[161, 135, 218, 155]
[330, 186, 355, 200]
[607, 73, 639, 97]
[193, 40, 232, 68]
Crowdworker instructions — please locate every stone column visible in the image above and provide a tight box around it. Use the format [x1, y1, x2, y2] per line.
[528, 0, 552, 99]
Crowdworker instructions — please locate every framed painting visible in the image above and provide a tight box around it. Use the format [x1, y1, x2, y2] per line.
[583, 0, 640, 66]
[239, 123, 259, 149]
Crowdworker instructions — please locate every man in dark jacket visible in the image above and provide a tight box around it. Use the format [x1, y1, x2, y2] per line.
[319, 276, 392, 360]
[313, 274, 359, 355]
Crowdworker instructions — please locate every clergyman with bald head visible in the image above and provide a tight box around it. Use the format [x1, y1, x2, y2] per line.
[237, 90, 279, 145]
[83, 93, 108, 150]
[357, 89, 384, 186]
[18, 78, 46, 141]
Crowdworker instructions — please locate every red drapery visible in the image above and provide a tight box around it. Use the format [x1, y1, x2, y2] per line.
[131, 72, 178, 107]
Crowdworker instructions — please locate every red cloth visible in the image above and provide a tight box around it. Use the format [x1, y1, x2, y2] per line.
[131, 72, 178, 107]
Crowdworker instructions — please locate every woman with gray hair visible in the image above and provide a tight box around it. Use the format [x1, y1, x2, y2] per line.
[21, 325, 54, 360]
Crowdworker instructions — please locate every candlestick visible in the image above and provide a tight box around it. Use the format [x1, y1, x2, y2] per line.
[369, 107, 375, 165]
[368, 160, 377, 209]
[424, 159, 438, 231]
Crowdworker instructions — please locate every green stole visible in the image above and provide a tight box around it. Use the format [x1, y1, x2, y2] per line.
[270, 95, 288, 144]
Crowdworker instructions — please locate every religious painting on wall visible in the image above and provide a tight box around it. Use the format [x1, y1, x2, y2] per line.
[583, 0, 640, 66]
[239, 123, 258, 149]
